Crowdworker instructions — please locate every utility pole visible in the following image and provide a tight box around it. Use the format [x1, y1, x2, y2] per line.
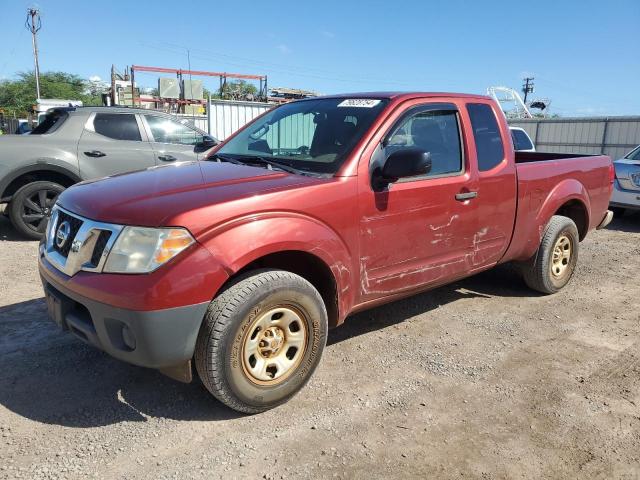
[522, 77, 534, 104]
[26, 8, 42, 100]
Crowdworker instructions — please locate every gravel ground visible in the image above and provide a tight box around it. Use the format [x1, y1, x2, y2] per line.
[1, 213, 639, 480]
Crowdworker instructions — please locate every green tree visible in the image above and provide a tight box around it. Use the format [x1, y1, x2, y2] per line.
[218, 80, 258, 100]
[0, 71, 103, 116]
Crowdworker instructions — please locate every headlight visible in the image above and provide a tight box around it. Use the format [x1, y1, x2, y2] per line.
[103, 227, 194, 273]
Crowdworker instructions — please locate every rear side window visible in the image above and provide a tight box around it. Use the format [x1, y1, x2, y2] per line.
[93, 113, 141, 141]
[467, 103, 505, 171]
[31, 110, 68, 134]
[511, 129, 533, 151]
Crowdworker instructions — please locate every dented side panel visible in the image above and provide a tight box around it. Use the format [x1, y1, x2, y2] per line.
[355, 97, 489, 302]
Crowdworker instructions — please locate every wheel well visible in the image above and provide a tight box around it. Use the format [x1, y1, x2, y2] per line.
[2, 170, 77, 201]
[555, 200, 588, 240]
[236, 251, 339, 328]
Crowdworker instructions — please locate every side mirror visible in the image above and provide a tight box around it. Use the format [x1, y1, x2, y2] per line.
[194, 135, 219, 153]
[372, 148, 431, 190]
[201, 135, 218, 147]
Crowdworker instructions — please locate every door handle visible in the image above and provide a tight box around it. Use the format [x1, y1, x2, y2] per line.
[84, 150, 106, 158]
[158, 154, 177, 162]
[455, 191, 478, 201]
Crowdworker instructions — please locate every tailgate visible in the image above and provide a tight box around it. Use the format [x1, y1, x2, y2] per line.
[614, 159, 640, 192]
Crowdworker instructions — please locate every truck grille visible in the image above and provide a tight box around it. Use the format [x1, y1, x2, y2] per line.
[44, 206, 123, 277]
[90, 230, 112, 266]
[53, 211, 84, 257]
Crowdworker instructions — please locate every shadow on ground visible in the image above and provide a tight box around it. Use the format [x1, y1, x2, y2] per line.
[606, 211, 640, 233]
[328, 263, 534, 345]
[0, 215, 32, 242]
[0, 298, 241, 428]
[0, 264, 534, 428]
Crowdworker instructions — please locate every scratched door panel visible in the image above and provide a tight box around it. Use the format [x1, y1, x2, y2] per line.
[357, 102, 483, 300]
[359, 176, 479, 299]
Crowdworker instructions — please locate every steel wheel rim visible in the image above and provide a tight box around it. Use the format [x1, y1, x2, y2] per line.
[21, 189, 59, 233]
[241, 306, 308, 385]
[550, 234, 572, 278]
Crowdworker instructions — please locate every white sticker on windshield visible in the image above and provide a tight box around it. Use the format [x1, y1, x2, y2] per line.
[337, 99, 382, 108]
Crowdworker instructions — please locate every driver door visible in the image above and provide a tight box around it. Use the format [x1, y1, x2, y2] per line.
[357, 101, 481, 301]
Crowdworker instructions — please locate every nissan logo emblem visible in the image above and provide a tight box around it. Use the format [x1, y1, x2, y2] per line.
[55, 221, 71, 249]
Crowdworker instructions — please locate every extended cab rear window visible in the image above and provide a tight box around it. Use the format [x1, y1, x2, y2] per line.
[467, 103, 505, 171]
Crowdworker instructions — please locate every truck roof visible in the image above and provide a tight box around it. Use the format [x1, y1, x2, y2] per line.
[66, 106, 169, 115]
[300, 92, 492, 102]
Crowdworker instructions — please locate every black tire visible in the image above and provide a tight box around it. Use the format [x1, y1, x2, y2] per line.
[8, 181, 65, 240]
[521, 215, 579, 294]
[195, 269, 328, 414]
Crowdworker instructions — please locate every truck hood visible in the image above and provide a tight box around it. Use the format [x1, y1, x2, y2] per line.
[57, 161, 322, 232]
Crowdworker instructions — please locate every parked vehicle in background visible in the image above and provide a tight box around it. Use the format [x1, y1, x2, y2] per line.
[34, 99, 84, 124]
[0, 106, 218, 239]
[39, 92, 614, 414]
[16, 119, 32, 135]
[510, 126, 535, 152]
[610, 144, 640, 215]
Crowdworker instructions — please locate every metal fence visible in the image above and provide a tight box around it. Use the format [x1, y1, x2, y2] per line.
[176, 113, 209, 134]
[508, 116, 640, 160]
[208, 100, 272, 140]
[177, 100, 273, 140]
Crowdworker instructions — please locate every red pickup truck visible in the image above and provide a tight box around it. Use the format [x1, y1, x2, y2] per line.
[39, 92, 613, 413]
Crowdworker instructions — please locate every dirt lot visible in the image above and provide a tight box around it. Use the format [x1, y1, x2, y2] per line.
[1, 213, 639, 480]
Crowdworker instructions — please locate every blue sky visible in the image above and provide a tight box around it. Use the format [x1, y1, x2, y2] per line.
[1, 0, 638, 116]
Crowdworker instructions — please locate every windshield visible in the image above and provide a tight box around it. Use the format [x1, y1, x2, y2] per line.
[216, 97, 389, 174]
[625, 145, 640, 161]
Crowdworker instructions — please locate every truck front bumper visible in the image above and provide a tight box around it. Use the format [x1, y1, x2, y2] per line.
[39, 253, 209, 380]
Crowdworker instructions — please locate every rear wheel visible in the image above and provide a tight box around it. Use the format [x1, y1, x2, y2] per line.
[8, 181, 65, 240]
[521, 215, 579, 294]
[195, 269, 328, 414]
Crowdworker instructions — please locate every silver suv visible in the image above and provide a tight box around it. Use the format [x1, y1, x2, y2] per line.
[0, 107, 217, 239]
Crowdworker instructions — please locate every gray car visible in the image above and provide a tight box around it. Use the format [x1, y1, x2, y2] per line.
[610, 144, 640, 215]
[0, 106, 217, 239]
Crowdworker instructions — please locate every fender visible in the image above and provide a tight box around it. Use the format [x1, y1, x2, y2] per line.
[198, 212, 354, 321]
[518, 178, 591, 261]
[0, 162, 81, 201]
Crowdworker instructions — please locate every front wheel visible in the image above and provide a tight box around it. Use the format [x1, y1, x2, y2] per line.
[195, 269, 328, 414]
[8, 181, 65, 240]
[520, 215, 579, 294]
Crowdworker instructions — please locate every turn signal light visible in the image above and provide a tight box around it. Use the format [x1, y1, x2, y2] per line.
[155, 230, 194, 264]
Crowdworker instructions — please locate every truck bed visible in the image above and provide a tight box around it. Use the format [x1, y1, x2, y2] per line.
[502, 152, 612, 263]
[514, 151, 600, 163]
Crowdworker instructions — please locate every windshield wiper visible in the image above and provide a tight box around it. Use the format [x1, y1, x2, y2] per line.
[212, 154, 309, 176]
[209, 153, 244, 165]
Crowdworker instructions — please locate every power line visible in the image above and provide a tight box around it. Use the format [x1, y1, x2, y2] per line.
[139, 41, 466, 90]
